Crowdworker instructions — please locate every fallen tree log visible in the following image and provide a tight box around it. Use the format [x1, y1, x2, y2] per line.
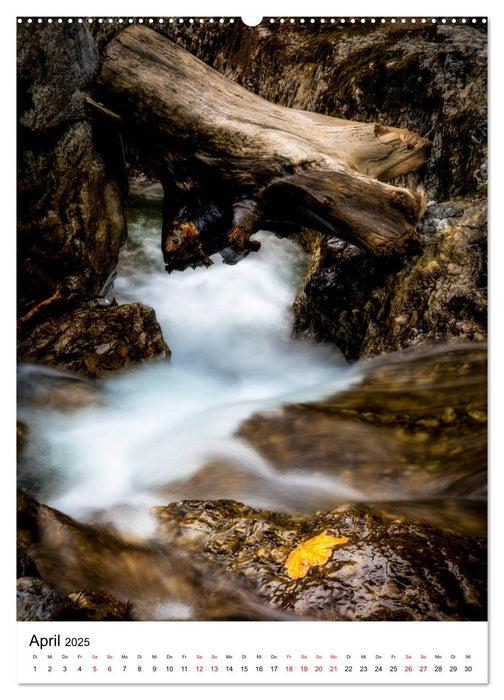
[97, 26, 430, 270]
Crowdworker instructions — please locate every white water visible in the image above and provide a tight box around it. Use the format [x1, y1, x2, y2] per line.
[19, 194, 360, 536]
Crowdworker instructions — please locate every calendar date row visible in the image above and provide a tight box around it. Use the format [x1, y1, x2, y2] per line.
[32, 663, 474, 674]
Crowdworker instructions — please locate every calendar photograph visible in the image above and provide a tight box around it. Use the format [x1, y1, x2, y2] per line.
[16, 12, 488, 683]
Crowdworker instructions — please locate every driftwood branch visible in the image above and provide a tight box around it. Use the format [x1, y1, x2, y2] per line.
[98, 26, 430, 270]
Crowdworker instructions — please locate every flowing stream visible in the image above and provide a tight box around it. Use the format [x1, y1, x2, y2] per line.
[18, 188, 360, 536]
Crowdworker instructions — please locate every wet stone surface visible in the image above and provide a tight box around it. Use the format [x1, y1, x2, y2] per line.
[66, 590, 129, 621]
[16, 492, 293, 621]
[153, 499, 487, 621]
[17, 577, 66, 622]
[236, 343, 487, 510]
[17, 302, 170, 379]
[17, 364, 104, 412]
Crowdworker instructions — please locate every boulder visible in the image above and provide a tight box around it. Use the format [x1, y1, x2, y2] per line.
[17, 577, 65, 621]
[17, 303, 170, 379]
[16, 576, 129, 621]
[154, 499, 486, 621]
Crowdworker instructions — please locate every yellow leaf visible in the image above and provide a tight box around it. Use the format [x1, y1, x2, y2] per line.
[285, 533, 348, 579]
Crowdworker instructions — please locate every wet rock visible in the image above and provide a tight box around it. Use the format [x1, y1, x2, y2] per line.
[238, 409, 486, 505]
[16, 492, 292, 621]
[17, 547, 41, 579]
[236, 343, 486, 519]
[159, 457, 348, 516]
[17, 21, 127, 318]
[66, 590, 129, 621]
[17, 303, 170, 379]
[154, 499, 486, 621]
[306, 341, 487, 430]
[18, 364, 104, 412]
[16, 573, 128, 621]
[17, 577, 66, 621]
[293, 196, 487, 359]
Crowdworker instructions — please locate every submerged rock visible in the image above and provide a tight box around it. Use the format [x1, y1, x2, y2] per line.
[17, 364, 104, 412]
[295, 341, 486, 430]
[158, 459, 486, 536]
[154, 499, 486, 621]
[293, 196, 487, 359]
[159, 457, 355, 516]
[17, 303, 170, 379]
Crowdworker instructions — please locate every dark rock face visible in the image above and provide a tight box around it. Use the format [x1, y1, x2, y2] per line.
[154, 499, 486, 621]
[17, 303, 170, 378]
[17, 548, 40, 579]
[17, 22, 172, 376]
[17, 21, 127, 317]
[293, 195, 487, 358]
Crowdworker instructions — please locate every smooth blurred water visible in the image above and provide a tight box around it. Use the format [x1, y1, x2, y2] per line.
[18, 192, 356, 535]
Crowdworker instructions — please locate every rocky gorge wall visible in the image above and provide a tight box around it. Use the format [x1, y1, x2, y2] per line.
[17, 21, 168, 375]
[147, 19, 487, 359]
[17, 19, 487, 368]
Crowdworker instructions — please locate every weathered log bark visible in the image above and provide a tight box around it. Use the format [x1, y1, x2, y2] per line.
[97, 26, 430, 270]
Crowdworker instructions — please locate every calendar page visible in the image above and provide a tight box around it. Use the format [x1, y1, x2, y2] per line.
[14, 1, 490, 689]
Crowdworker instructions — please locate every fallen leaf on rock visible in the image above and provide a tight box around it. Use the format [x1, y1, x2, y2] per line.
[285, 533, 348, 579]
